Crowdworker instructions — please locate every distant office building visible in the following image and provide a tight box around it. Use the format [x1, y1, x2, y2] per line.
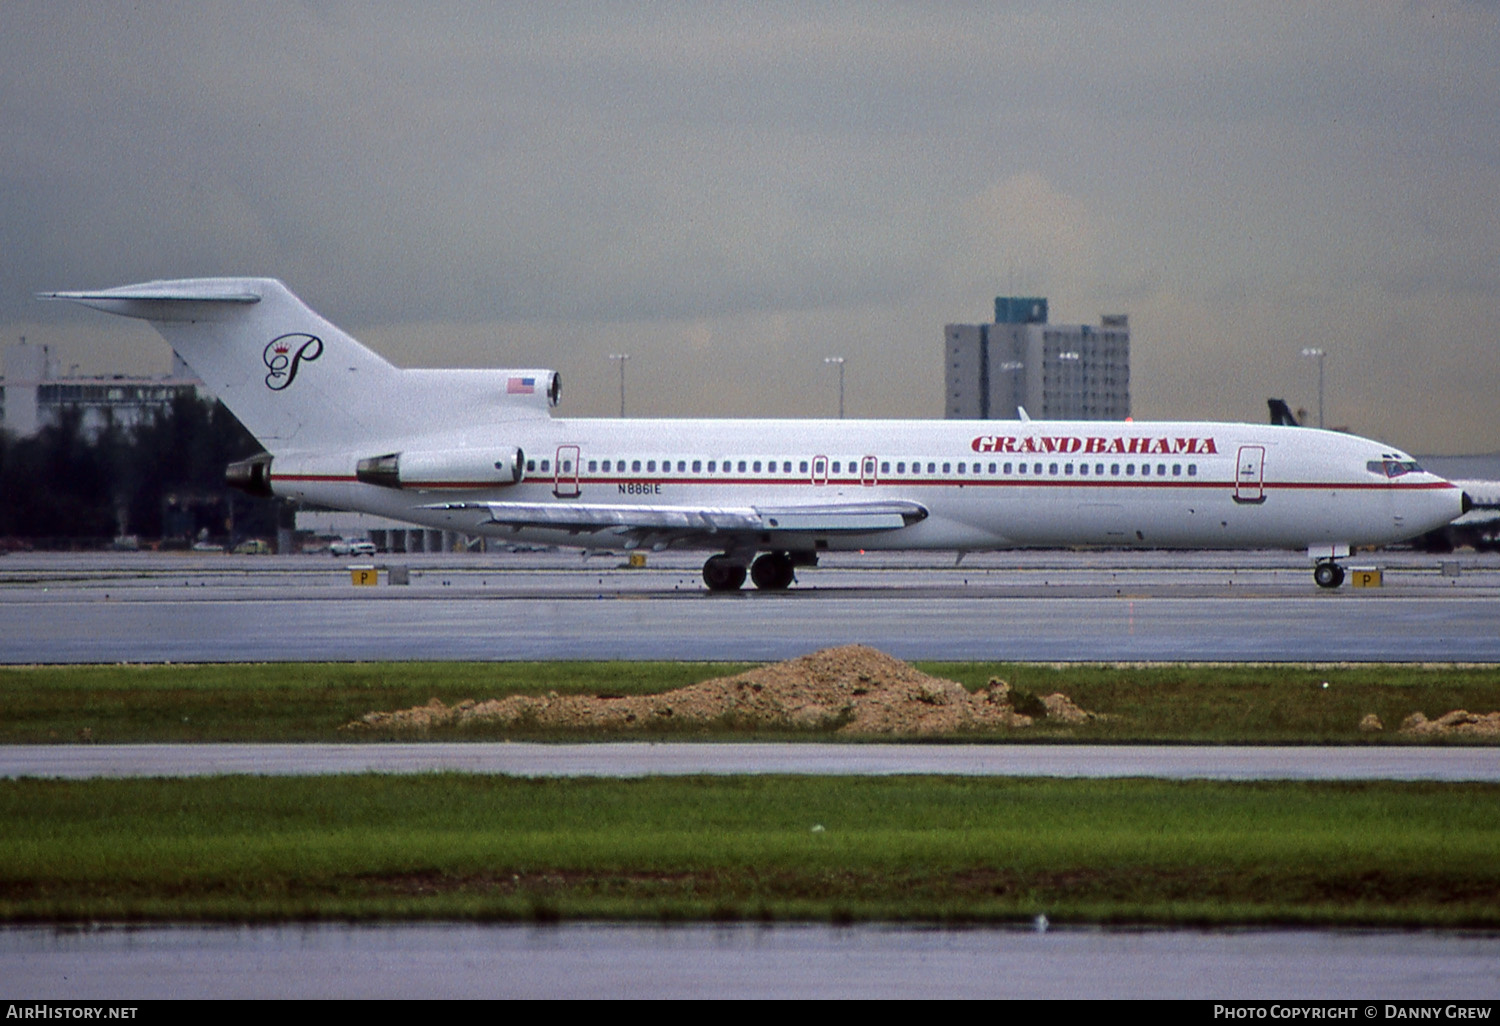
[945, 297, 1130, 421]
[1, 341, 201, 438]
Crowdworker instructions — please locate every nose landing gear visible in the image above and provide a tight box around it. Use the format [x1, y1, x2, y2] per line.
[1313, 561, 1346, 589]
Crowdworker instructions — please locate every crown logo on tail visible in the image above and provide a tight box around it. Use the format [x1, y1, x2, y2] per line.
[263, 333, 323, 390]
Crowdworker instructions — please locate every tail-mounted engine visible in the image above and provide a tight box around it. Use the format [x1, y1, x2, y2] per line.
[355, 448, 525, 490]
[225, 453, 275, 497]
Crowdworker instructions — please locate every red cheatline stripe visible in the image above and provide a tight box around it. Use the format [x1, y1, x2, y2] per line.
[271, 473, 1456, 492]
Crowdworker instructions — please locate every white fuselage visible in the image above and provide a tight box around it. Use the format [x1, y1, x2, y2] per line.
[268, 417, 1464, 556]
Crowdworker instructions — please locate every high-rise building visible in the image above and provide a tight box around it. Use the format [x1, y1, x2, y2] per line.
[945, 297, 1130, 421]
[1, 340, 201, 438]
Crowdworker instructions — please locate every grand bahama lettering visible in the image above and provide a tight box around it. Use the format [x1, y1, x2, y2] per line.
[971, 435, 1219, 456]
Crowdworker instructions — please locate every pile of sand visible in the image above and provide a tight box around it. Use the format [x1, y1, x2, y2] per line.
[1397, 709, 1500, 738]
[346, 645, 1096, 736]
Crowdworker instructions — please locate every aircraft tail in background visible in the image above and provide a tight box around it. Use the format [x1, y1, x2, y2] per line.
[1267, 398, 1302, 427]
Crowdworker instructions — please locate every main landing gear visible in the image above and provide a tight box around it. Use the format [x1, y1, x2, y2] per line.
[750, 551, 796, 591]
[702, 554, 747, 592]
[1313, 561, 1346, 589]
[702, 551, 803, 592]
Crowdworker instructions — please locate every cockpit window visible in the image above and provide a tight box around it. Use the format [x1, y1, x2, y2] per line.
[1366, 459, 1422, 478]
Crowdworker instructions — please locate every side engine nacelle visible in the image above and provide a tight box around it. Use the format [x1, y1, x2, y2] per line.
[355, 448, 525, 490]
[225, 453, 275, 497]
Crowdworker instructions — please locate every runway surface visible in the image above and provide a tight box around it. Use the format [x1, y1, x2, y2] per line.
[5, 742, 1497, 781]
[3, 549, 1498, 662]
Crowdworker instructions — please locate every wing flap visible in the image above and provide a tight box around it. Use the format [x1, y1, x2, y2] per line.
[425, 499, 927, 535]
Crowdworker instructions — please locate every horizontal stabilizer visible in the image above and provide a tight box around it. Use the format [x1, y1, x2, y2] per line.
[40, 281, 262, 321]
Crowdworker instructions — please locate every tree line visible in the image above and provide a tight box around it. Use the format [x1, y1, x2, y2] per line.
[0, 395, 282, 546]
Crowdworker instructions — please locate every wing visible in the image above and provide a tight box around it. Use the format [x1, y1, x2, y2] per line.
[424, 498, 928, 545]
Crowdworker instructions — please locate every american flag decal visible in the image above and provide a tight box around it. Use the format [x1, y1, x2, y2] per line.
[507, 376, 536, 394]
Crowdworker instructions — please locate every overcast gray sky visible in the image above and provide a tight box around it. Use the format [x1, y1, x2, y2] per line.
[4, 1, 1497, 452]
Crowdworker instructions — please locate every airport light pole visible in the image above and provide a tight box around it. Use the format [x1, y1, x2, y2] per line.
[824, 356, 846, 419]
[609, 353, 629, 417]
[1301, 347, 1325, 429]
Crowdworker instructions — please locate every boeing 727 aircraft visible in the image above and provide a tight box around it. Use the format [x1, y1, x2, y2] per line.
[43, 278, 1468, 589]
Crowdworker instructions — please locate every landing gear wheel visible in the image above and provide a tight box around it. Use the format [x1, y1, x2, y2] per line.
[1313, 561, 1345, 589]
[702, 554, 747, 592]
[750, 551, 796, 591]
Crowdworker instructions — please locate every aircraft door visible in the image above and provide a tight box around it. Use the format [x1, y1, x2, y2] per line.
[1234, 445, 1266, 504]
[554, 444, 581, 498]
[860, 455, 878, 486]
[812, 455, 829, 486]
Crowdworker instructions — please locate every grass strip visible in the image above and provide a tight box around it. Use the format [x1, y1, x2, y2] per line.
[2, 775, 1497, 927]
[2, 661, 1497, 743]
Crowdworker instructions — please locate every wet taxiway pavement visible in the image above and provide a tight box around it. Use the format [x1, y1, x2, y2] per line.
[6, 922, 1498, 999]
[3, 549, 1498, 662]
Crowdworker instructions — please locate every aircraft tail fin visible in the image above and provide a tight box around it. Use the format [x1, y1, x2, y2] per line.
[1267, 398, 1302, 427]
[41, 278, 557, 453]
